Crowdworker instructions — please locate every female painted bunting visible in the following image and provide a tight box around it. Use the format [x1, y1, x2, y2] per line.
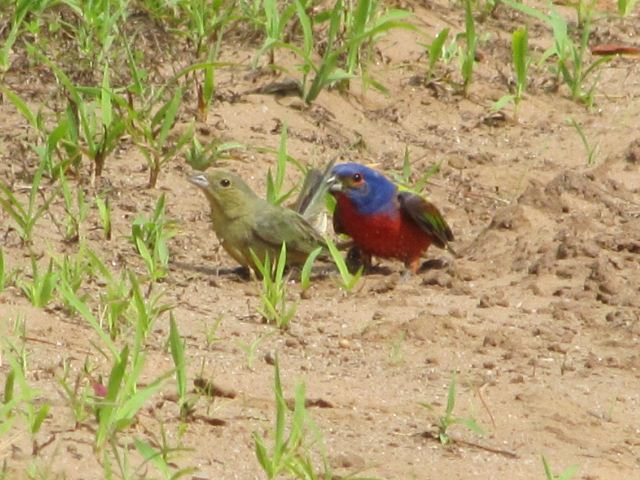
[328, 162, 455, 274]
[189, 169, 326, 273]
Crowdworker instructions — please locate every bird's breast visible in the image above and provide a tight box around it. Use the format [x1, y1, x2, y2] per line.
[335, 195, 431, 260]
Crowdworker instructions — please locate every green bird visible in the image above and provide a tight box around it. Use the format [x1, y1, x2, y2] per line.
[189, 169, 327, 273]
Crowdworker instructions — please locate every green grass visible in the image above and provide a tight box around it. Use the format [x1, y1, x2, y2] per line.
[251, 243, 298, 330]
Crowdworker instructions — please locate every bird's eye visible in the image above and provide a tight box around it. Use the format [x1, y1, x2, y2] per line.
[219, 178, 231, 188]
[352, 173, 363, 183]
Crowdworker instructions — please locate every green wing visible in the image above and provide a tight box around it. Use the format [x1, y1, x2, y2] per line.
[252, 204, 326, 257]
[397, 191, 455, 252]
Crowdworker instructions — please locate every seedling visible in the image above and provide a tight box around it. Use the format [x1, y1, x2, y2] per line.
[34, 53, 127, 182]
[123, 41, 194, 187]
[421, 372, 484, 445]
[300, 246, 323, 293]
[169, 314, 192, 418]
[134, 86, 193, 188]
[0, 159, 59, 245]
[542, 455, 578, 480]
[493, 26, 529, 116]
[3, 339, 51, 454]
[325, 236, 363, 292]
[461, 0, 477, 96]
[253, 356, 325, 479]
[203, 314, 224, 348]
[185, 136, 245, 171]
[134, 435, 197, 479]
[425, 28, 450, 81]
[392, 146, 442, 195]
[567, 117, 598, 166]
[130, 194, 177, 283]
[56, 245, 93, 300]
[340, 0, 414, 94]
[95, 196, 112, 241]
[19, 257, 58, 308]
[618, 0, 639, 16]
[266, 123, 297, 206]
[236, 332, 276, 370]
[58, 173, 90, 242]
[253, 0, 298, 67]
[0, 248, 5, 293]
[503, 0, 612, 107]
[251, 243, 297, 330]
[93, 344, 170, 451]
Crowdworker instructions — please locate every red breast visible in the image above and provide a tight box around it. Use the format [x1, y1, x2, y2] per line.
[335, 194, 432, 262]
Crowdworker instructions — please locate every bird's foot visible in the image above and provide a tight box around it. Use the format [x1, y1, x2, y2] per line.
[345, 247, 372, 275]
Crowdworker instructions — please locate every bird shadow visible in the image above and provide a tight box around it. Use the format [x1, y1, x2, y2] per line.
[418, 257, 451, 272]
[171, 260, 251, 281]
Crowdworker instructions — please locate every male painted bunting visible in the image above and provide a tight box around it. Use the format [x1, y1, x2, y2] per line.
[328, 162, 455, 274]
[189, 169, 326, 273]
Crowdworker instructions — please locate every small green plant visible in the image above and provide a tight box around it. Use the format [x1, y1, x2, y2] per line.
[56, 358, 93, 426]
[421, 373, 484, 445]
[503, 0, 612, 107]
[568, 117, 598, 166]
[325, 237, 362, 292]
[133, 433, 197, 479]
[3, 338, 51, 454]
[0, 160, 59, 244]
[130, 194, 177, 283]
[425, 28, 450, 81]
[618, 0, 639, 16]
[0, 247, 5, 293]
[123, 42, 194, 188]
[392, 146, 441, 194]
[58, 173, 90, 242]
[252, 243, 297, 330]
[134, 86, 193, 188]
[169, 314, 192, 419]
[266, 123, 297, 206]
[185, 136, 245, 171]
[253, 0, 298, 67]
[128, 271, 172, 345]
[493, 26, 529, 115]
[56, 245, 93, 301]
[254, 356, 327, 479]
[95, 196, 112, 241]
[34, 53, 127, 182]
[340, 0, 414, 94]
[93, 345, 170, 451]
[300, 246, 323, 294]
[542, 455, 578, 480]
[461, 0, 477, 96]
[84, 250, 133, 341]
[60, 279, 120, 360]
[203, 314, 224, 348]
[19, 257, 58, 308]
[236, 332, 276, 370]
[388, 331, 406, 366]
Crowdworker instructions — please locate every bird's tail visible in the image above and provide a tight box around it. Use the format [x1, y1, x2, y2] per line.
[292, 157, 336, 233]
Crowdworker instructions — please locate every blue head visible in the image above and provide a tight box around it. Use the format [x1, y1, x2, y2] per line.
[328, 162, 397, 215]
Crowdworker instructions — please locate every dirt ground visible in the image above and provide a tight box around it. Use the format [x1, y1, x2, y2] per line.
[1, 1, 640, 479]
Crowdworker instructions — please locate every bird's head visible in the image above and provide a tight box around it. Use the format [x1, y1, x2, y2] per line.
[189, 169, 258, 218]
[327, 163, 397, 214]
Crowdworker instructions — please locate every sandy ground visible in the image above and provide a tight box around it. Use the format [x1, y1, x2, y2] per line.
[1, 1, 640, 479]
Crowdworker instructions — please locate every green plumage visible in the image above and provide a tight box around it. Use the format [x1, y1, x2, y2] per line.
[189, 169, 326, 273]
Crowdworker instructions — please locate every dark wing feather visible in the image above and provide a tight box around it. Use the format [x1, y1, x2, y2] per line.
[397, 191, 454, 251]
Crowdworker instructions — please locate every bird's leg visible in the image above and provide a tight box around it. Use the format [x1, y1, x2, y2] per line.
[401, 257, 421, 281]
[345, 246, 371, 274]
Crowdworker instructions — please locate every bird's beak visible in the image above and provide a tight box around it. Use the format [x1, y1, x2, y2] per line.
[327, 175, 343, 193]
[188, 171, 209, 189]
